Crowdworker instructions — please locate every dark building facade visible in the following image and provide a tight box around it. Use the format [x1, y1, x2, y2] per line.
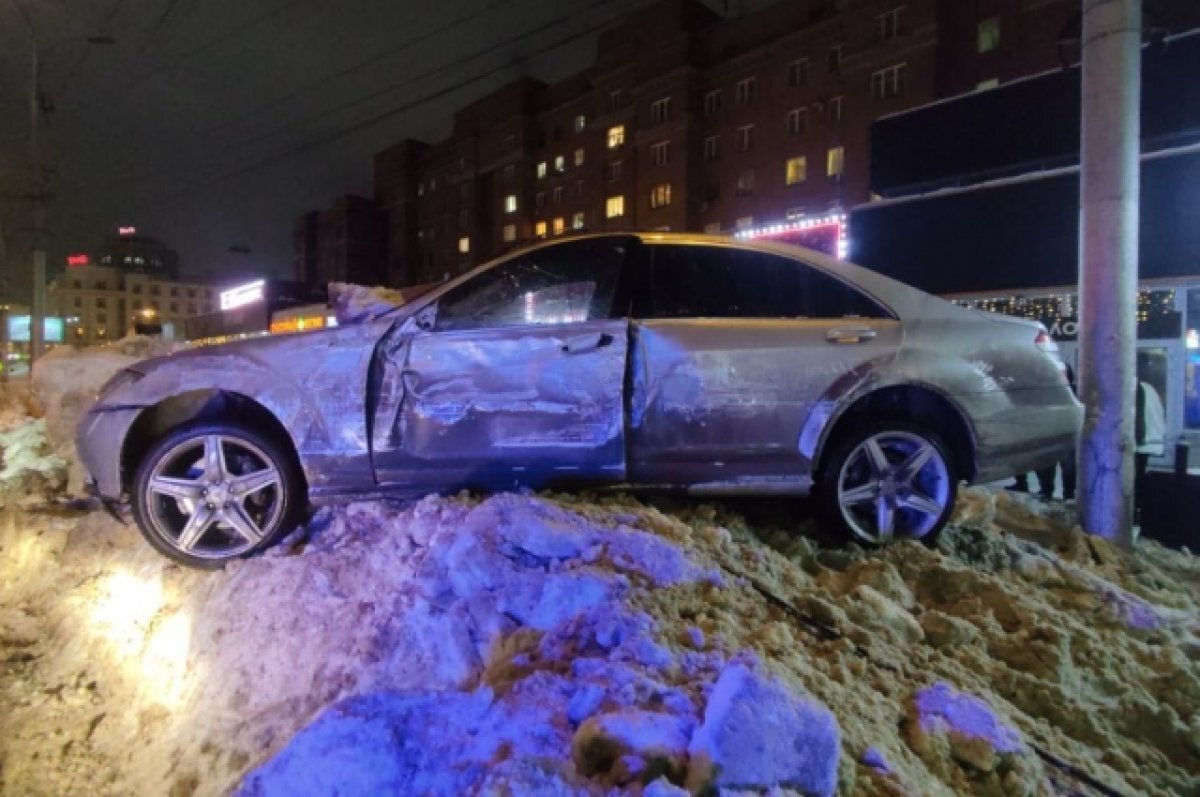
[93, 231, 180, 279]
[292, 195, 386, 287]
[305, 0, 1101, 288]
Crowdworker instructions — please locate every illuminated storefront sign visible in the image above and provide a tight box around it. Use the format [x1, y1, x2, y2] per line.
[6, 315, 65, 343]
[269, 315, 338, 334]
[733, 213, 850, 260]
[118, 226, 137, 236]
[219, 280, 265, 311]
[67, 253, 90, 267]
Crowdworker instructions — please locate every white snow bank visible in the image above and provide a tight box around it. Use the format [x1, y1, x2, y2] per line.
[0, 418, 66, 507]
[2, 487, 1199, 797]
[29, 335, 183, 493]
[327, 282, 407, 324]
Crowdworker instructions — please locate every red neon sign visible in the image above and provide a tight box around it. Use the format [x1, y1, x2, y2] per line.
[67, 254, 90, 267]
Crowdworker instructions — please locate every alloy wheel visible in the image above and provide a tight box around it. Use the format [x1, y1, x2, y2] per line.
[142, 434, 285, 561]
[836, 429, 951, 544]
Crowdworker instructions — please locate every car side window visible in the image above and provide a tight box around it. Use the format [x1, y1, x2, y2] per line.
[435, 239, 627, 331]
[645, 245, 887, 319]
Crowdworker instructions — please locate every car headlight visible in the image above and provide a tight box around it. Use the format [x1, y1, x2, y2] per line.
[97, 368, 144, 400]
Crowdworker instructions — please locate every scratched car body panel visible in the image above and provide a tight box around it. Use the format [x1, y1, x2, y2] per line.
[77, 232, 1082, 554]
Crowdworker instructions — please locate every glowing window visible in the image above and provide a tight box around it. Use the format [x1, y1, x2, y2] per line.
[606, 195, 625, 218]
[786, 156, 808, 186]
[607, 125, 625, 149]
[458, 236, 470, 254]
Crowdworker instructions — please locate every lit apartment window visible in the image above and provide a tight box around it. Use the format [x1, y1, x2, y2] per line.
[553, 217, 565, 235]
[704, 222, 722, 234]
[503, 224, 517, 242]
[650, 97, 671, 124]
[828, 44, 843, 74]
[736, 77, 756, 104]
[536, 191, 546, 209]
[876, 6, 904, 41]
[785, 156, 808, 186]
[535, 221, 548, 238]
[870, 63, 908, 100]
[574, 114, 587, 132]
[537, 161, 548, 178]
[607, 125, 626, 148]
[574, 147, 585, 166]
[786, 107, 807, 136]
[607, 161, 622, 182]
[737, 124, 755, 152]
[458, 236, 470, 254]
[652, 140, 670, 166]
[978, 17, 1000, 53]
[704, 135, 719, 162]
[787, 58, 809, 87]
[650, 183, 671, 209]
[554, 155, 566, 173]
[736, 216, 754, 231]
[606, 195, 625, 218]
[505, 195, 518, 213]
[572, 211, 585, 229]
[704, 89, 721, 116]
[736, 169, 755, 196]
[552, 186, 564, 203]
[826, 146, 845, 177]
[828, 95, 844, 122]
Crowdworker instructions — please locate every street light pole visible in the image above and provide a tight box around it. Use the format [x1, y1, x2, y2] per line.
[24, 32, 115, 363]
[1076, 0, 1142, 545]
[29, 40, 47, 362]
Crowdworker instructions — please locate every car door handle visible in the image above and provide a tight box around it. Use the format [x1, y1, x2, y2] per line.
[825, 326, 877, 344]
[562, 332, 615, 354]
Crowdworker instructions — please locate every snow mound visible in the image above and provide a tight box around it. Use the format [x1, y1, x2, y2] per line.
[328, 282, 406, 324]
[29, 335, 183, 494]
[1, 487, 1198, 797]
[0, 419, 66, 507]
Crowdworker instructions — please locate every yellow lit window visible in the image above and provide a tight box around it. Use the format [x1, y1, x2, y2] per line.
[607, 125, 625, 148]
[785, 156, 807, 186]
[606, 195, 625, 218]
[826, 146, 845, 177]
[458, 236, 470, 254]
[553, 217, 565, 235]
[535, 221, 548, 238]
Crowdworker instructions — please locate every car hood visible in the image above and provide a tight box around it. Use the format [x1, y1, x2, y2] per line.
[131, 317, 399, 375]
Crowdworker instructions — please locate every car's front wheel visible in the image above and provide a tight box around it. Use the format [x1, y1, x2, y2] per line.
[818, 422, 957, 545]
[131, 421, 305, 568]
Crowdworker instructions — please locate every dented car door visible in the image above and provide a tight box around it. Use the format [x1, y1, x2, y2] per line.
[372, 237, 635, 491]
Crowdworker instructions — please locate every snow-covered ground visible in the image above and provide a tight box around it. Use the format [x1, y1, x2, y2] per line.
[2, 369, 1199, 796]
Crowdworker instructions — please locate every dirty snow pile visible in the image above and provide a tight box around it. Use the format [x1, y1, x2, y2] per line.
[28, 335, 181, 493]
[0, 386, 65, 508]
[328, 282, 408, 324]
[2, 481, 1199, 797]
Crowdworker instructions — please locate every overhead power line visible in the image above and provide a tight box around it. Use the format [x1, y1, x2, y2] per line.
[210, 0, 519, 135]
[113, 0, 623, 188]
[157, 9, 629, 203]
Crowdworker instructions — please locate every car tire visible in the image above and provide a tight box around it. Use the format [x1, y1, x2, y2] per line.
[131, 420, 306, 569]
[817, 421, 957, 546]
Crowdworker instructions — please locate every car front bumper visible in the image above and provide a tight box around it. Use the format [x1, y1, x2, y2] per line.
[75, 407, 143, 499]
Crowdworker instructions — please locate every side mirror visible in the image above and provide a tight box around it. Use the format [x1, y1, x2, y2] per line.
[414, 304, 437, 331]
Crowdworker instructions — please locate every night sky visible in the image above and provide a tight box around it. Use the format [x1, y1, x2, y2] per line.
[0, 0, 744, 296]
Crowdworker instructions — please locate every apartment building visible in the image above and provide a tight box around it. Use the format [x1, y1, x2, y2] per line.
[303, 0, 1088, 288]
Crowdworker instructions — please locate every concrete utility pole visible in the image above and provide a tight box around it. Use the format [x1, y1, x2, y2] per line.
[1077, 0, 1142, 545]
[29, 40, 47, 362]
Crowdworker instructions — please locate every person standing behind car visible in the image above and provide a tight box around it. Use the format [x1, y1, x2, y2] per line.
[1134, 376, 1166, 516]
[1034, 363, 1076, 500]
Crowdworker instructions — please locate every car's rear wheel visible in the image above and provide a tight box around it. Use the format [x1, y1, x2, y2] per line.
[818, 422, 956, 545]
[131, 421, 305, 568]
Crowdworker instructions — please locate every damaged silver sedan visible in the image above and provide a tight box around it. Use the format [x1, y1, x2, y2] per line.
[76, 233, 1082, 567]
